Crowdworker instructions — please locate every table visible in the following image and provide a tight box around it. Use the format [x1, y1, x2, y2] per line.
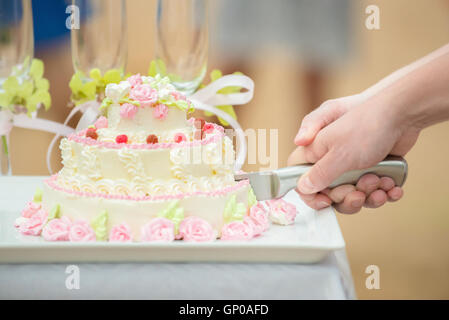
[0, 176, 356, 299]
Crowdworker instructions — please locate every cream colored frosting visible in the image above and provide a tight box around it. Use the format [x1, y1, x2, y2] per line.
[107, 103, 188, 134]
[42, 180, 250, 240]
[59, 134, 235, 189]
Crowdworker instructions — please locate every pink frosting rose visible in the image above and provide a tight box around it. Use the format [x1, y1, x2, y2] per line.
[119, 103, 138, 119]
[178, 216, 216, 242]
[141, 218, 175, 242]
[221, 217, 255, 241]
[267, 199, 297, 225]
[42, 216, 72, 241]
[94, 116, 108, 129]
[129, 84, 158, 107]
[21, 201, 41, 218]
[127, 74, 143, 88]
[109, 223, 133, 242]
[152, 103, 168, 120]
[69, 220, 96, 242]
[170, 91, 187, 101]
[248, 203, 270, 236]
[16, 209, 48, 236]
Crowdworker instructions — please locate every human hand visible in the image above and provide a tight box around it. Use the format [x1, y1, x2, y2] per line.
[288, 94, 418, 213]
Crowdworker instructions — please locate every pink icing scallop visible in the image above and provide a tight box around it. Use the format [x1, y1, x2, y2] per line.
[178, 216, 216, 242]
[221, 217, 255, 241]
[42, 216, 72, 241]
[141, 218, 175, 242]
[69, 220, 96, 242]
[109, 223, 133, 242]
[44, 175, 249, 202]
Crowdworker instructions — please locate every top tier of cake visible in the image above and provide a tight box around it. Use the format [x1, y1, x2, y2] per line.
[94, 74, 194, 144]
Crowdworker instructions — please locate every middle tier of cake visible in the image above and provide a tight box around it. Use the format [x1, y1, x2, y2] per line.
[57, 122, 236, 197]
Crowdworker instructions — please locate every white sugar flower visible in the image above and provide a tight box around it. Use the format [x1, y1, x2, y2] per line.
[105, 81, 131, 103]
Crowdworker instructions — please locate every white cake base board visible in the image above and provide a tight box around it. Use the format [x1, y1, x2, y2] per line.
[0, 177, 345, 264]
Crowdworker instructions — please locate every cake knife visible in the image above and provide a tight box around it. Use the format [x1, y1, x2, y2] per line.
[234, 156, 408, 201]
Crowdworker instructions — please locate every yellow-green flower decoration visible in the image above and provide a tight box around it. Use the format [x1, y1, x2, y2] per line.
[157, 200, 184, 234]
[248, 187, 257, 208]
[0, 58, 51, 116]
[91, 210, 108, 241]
[223, 195, 246, 223]
[69, 68, 125, 105]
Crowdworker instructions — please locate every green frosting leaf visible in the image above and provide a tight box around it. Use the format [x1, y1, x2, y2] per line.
[33, 187, 43, 202]
[99, 97, 113, 111]
[157, 201, 184, 234]
[91, 210, 108, 241]
[118, 97, 140, 106]
[223, 195, 246, 223]
[48, 204, 61, 221]
[248, 187, 257, 208]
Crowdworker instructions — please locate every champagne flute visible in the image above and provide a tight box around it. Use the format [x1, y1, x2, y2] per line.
[71, 0, 127, 79]
[0, 0, 34, 175]
[156, 0, 208, 96]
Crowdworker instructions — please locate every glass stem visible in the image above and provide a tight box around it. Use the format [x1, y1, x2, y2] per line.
[1, 135, 11, 176]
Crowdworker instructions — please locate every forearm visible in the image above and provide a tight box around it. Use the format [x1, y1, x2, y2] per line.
[364, 44, 449, 130]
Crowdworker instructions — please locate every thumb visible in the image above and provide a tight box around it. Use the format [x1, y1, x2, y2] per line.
[297, 151, 352, 194]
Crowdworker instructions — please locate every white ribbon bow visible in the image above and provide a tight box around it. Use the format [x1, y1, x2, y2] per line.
[44, 74, 254, 174]
[0, 108, 75, 172]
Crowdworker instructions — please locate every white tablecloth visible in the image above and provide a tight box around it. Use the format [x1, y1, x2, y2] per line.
[0, 176, 356, 300]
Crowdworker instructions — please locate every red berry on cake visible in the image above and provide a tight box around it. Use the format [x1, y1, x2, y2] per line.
[116, 134, 128, 144]
[86, 127, 98, 140]
[174, 133, 187, 143]
[202, 123, 214, 134]
[194, 118, 206, 130]
[146, 134, 159, 144]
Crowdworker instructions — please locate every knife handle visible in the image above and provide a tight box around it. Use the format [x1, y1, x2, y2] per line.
[274, 155, 408, 197]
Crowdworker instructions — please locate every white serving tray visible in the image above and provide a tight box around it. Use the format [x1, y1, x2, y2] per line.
[0, 176, 345, 264]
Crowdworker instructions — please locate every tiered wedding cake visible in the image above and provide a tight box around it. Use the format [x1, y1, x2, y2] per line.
[15, 74, 296, 242]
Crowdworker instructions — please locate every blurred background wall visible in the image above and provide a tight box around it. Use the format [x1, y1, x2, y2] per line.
[9, 0, 449, 299]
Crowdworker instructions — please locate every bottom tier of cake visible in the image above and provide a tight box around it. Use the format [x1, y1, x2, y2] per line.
[14, 174, 284, 242]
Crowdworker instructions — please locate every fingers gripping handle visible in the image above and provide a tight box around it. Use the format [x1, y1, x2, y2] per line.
[274, 156, 408, 197]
